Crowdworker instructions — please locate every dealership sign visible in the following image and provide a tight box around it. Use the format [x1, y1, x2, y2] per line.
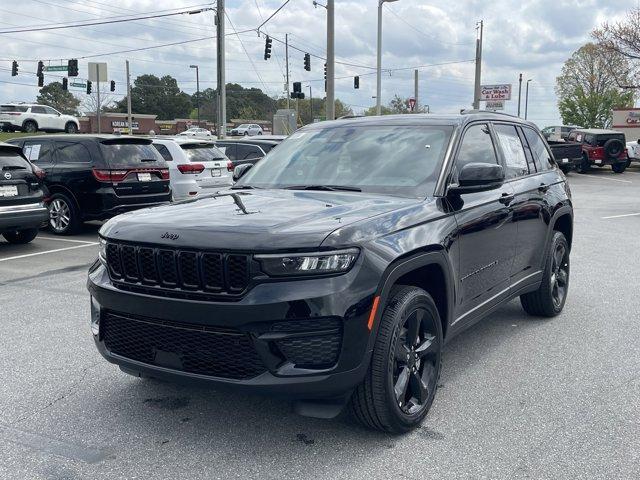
[480, 84, 512, 101]
[111, 120, 139, 131]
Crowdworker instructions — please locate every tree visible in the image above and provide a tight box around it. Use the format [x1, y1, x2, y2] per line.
[115, 75, 192, 120]
[80, 91, 117, 116]
[275, 96, 353, 124]
[364, 95, 428, 116]
[555, 43, 635, 128]
[36, 82, 80, 115]
[593, 7, 640, 87]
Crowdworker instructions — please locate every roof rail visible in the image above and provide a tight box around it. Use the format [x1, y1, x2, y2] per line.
[459, 109, 520, 119]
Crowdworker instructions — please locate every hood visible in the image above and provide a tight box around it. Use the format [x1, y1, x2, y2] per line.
[100, 189, 418, 251]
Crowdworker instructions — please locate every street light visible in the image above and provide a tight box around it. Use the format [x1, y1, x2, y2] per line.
[190, 65, 200, 125]
[376, 0, 399, 115]
[524, 79, 532, 120]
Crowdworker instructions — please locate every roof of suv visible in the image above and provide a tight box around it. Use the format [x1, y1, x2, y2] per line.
[10, 134, 154, 143]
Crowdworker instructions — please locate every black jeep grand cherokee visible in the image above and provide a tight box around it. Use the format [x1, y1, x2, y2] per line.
[88, 113, 573, 433]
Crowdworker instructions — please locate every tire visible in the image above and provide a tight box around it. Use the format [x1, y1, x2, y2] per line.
[576, 154, 590, 174]
[243, 131, 249, 136]
[47, 193, 81, 235]
[258, 131, 263, 135]
[23, 120, 38, 133]
[65, 122, 78, 134]
[351, 286, 443, 433]
[559, 166, 570, 175]
[612, 163, 626, 174]
[603, 138, 624, 157]
[2, 228, 39, 244]
[520, 231, 570, 317]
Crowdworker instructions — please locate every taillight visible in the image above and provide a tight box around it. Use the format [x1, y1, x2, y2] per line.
[177, 163, 205, 174]
[160, 168, 170, 180]
[227, 160, 234, 172]
[32, 165, 46, 179]
[92, 169, 129, 182]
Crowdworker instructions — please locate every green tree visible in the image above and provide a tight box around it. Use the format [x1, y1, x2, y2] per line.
[276, 97, 354, 124]
[364, 95, 428, 116]
[555, 43, 635, 128]
[115, 75, 192, 120]
[593, 7, 640, 87]
[36, 82, 80, 115]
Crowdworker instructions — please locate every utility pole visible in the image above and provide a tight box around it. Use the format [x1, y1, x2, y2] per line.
[517, 73, 523, 117]
[126, 60, 132, 135]
[216, 0, 226, 138]
[326, 0, 335, 120]
[414, 69, 419, 113]
[472, 20, 483, 110]
[95, 63, 101, 134]
[285, 34, 290, 110]
[308, 85, 313, 123]
[190, 65, 200, 124]
[525, 78, 532, 120]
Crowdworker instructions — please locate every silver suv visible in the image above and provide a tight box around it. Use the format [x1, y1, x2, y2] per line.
[0, 103, 80, 134]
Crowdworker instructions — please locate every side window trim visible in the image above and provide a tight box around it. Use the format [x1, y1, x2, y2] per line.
[516, 126, 537, 174]
[491, 122, 532, 180]
[522, 126, 556, 172]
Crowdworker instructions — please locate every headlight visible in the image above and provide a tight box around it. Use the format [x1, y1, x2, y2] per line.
[98, 237, 107, 265]
[256, 248, 359, 277]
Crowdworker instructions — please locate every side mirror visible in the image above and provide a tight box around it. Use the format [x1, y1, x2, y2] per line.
[233, 163, 252, 182]
[448, 163, 505, 195]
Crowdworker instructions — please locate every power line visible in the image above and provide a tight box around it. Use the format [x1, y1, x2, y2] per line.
[233, 0, 291, 35]
[0, 5, 214, 34]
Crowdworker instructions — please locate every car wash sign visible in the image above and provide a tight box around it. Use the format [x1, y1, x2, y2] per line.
[480, 84, 512, 101]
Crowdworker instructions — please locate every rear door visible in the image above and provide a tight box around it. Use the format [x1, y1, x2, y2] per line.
[97, 138, 169, 197]
[23, 139, 55, 173]
[0, 147, 43, 208]
[234, 143, 265, 166]
[30, 106, 50, 130]
[180, 143, 232, 188]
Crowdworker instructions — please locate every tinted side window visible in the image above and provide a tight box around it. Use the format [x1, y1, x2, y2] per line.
[23, 141, 54, 164]
[216, 143, 235, 160]
[455, 124, 498, 175]
[44, 106, 59, 115]
[523, 128, 554, 171]
[56, 142, 92, 164]
[31, 106, 46, 114]
[494, 124, 529, 179]
[237, 144, 263, 160]
[153, 144, 173, 162]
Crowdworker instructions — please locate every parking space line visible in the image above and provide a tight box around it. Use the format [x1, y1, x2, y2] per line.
[602, 212, 640, 219]
[37, 236, 97, 244]
[590, 176, 632, 184]
[0, 243, 97, 262]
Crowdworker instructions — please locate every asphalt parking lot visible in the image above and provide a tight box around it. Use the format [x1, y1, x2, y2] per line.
[1, 166, 639, 480]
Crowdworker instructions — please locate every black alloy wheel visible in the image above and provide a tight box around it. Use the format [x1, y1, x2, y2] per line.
[392, 307, 440, 415]
[549, 241, 569, 310]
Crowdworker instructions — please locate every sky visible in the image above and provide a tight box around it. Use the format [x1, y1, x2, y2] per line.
[0, 0, 634, 127]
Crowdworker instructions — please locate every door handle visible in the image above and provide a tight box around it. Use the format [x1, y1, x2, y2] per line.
[499, 192, 515, 205]
[538, 183, 549, 193]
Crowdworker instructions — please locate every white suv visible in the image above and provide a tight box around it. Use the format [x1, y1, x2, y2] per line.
[152, 137, 233, 200]
[230, 124, 263, 136]
[178, 127, 212, 138]
[0, 103, 80, 134]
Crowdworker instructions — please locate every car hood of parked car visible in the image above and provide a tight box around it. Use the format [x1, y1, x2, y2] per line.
[99, 188, 428, 250]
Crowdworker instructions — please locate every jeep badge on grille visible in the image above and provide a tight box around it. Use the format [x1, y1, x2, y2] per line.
[161, 232, 179, 240]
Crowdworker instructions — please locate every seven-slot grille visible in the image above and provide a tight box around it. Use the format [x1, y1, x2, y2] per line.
[105, 242, 250, 297]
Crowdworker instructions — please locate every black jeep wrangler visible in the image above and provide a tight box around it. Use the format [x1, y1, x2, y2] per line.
[88, 113, 573, 433]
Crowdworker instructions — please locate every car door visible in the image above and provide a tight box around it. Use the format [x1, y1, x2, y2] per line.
[493, 123, 548, 289]
[44, 106, 63, 130]
[22, 139, 55, 178]
[30, 106, 50, 130]
[52, 141, 95, 213]
[448, 123, 518, 326]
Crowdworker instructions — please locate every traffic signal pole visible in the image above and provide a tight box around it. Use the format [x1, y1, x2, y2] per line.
[285, 33, 290, 110]
[216, 0, 226, 139]
[96, 63, 101, 134]
[326, 0, 335, 120]
[126, 60, 132, 135]
[473, 20, 483, 110]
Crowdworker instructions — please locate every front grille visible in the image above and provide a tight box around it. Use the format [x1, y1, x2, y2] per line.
[102, 312, 266, 379]
[272, 318, 343, 369]
[105, 242, 251, 298]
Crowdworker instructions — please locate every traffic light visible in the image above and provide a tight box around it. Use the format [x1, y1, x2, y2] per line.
[37, 74, 44, 87]
[324, 63, 327, 80]
[354, 76, 359, 89]
[110, 80, 115, 92]
[68, 59, 78, 77]
[86, 80, 92, 94]
[62, 78, 68, 91]
[304, 53, 310, 71]
[11, 61, 18, 76]
[293, 81, 302, 94]
[264, 36, 272, 60]
[37, 61, 44, 76]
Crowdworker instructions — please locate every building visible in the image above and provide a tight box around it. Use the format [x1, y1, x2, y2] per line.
[79, 113, 215, 135]
[612, 108, 640, 142]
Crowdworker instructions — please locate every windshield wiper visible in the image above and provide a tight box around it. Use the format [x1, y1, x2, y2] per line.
[284, 184, 362, 192]
[230, 184, 258, 190]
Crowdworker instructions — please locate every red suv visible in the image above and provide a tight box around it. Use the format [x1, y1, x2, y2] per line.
[567, 129, 629, 173]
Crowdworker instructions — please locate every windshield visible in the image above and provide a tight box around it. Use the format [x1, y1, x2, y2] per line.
[181, 144, 226, 162]
[237, 124, 453, 196]
[99, 142, 164, 167]
[238, 124, 250, 128]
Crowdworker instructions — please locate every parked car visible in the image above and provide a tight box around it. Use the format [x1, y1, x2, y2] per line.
[214, 138, 281, 167]
[7, 135, 171, 235]
[567, 129, 629, 173]
[89, 112, 573, 433]
[547, 140, 583, 174]
[626, 140, 640, 162]
[0, 103, 80, 134]
[152, 138, 233, 200]
[178, 127, 212, 138]
[230, 124, 263, 136]
[541, 125, 581, 142]
[0, 143, 49, 244]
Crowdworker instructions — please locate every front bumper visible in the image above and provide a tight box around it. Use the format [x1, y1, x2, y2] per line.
[0, 202, 49, 232]
[87, 258, 379, 399]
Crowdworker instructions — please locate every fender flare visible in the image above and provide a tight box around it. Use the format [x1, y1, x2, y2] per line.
[368, 249, 456, 342]
[544, 204, 573, 253]
[21, 118, 39, 130]
[46, 184, 82, 215]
